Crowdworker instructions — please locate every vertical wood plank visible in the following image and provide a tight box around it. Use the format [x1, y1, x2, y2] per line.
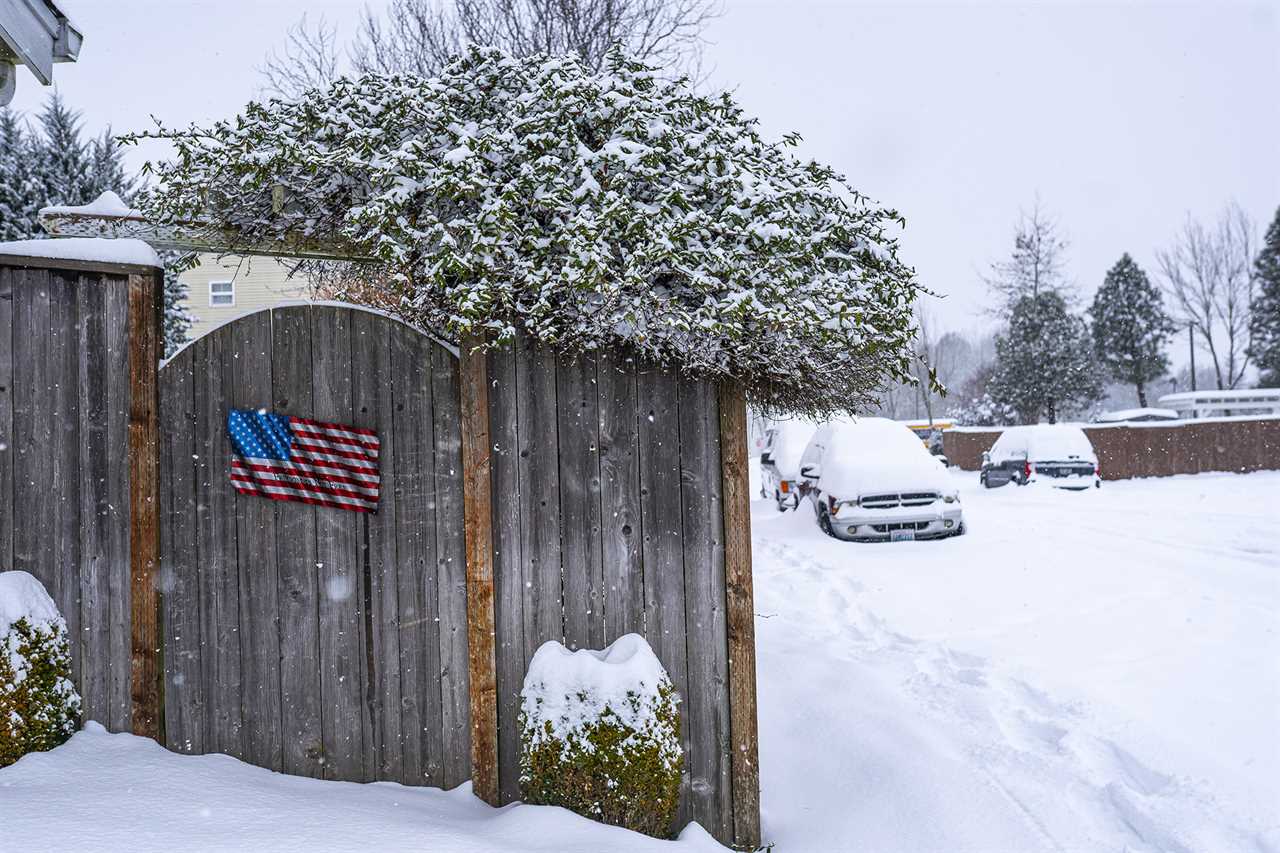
[11, 270, 53, 605]
[462, 332, 500, 805]
[514, 335, 563, 655]
[77, 277, 112, 728]
[271, 305, 325, 777]
[719, 381, 761, 850]
[0, 267, 11, 573]
[128, 272, 163, 741]
[103, 275, 132, 731]
[158, 346, 206, 753]
[390, 323, 432, 786]
[198, 322, 245, 757]
[352, 309, 406, 782]
[431, 343, 471, 788]
[310, 306, 370, 780]
[636, 365, 690, 824]
[556, 354, 604, 650]
[678, 377, 731, 839]
[225, 308, 282, 767]
[48, 271, 83, 697]
[596, 353, 645, 639]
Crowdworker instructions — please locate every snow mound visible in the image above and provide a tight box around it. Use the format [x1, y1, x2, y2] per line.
[0, 724, 726, 852]
[0, 572, 61, 637]
[0, 237, 161, 268]
[40, 190, 141, 219]
[521, 634, 678, 765]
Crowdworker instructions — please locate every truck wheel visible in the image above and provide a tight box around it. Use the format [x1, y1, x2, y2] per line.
[818, 507, 836, 538]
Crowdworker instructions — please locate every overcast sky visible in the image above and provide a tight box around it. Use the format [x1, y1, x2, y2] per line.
[10, 0, 1279, 337]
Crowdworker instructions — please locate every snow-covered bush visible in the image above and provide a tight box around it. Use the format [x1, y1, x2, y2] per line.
[519, 634, 682, 838]
[129, 46, 924, 417]
[0, 571, 80, 767]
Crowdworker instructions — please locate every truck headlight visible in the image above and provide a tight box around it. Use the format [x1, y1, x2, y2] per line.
[943, 493, 959, 504]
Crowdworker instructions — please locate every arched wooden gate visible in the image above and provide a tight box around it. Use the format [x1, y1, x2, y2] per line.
[158, 303, 471, 786]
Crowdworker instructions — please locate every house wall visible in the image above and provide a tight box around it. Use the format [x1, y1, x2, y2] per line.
[177, 254, 310, 340]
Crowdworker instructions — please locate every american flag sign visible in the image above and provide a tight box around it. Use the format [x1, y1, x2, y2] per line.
[227, 408, 380, 513]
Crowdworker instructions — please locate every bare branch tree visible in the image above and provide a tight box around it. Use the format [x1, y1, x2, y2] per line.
[259, 14, 342, 100]
[1157, 203, 1256, 390]
[260, 0, 721, 98]
[983, 198, 1072, 314]
[352, 0, 722, 79]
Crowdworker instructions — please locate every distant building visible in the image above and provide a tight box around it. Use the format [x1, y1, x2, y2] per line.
[1156, 389, 1280, 419]
[1093, 407, 1179, 424]
[177, 254, 311, 341]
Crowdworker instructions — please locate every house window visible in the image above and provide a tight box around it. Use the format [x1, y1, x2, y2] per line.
[209, 280, 234, 307]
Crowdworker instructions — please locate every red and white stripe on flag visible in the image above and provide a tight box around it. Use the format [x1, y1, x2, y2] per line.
[226, 408, 380, 513]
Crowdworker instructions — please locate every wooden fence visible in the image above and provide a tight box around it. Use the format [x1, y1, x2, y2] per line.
[943, 417, 1280, 479]
[0, 256, 160, 735]
[0, 252, 760, 849]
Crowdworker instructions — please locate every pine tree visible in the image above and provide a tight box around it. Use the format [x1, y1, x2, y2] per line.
[1248, 207, 1280, 388]
[988, 291, 1103, 423]
[34, 94, 93, 209]
[0, 109, 41, 242]
[1088, 253, 1173, 407]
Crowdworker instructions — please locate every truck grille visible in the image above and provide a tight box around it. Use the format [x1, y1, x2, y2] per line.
[871, 521, 931, 533]
[859, 491, 940, 509]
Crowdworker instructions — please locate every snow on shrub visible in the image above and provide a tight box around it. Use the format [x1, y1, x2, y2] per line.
[519, 634, 682, 838]
[0, 571, 81, 767]
[128, 46, 925, 417]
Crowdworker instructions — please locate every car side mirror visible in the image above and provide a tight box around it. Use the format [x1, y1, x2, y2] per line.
[800, 463, 821, 479]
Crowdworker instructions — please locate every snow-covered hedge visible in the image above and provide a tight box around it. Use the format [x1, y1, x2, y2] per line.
[130, 46, 924, 416]
[0, 571, 81, 767]
[519, 634, 682, 838]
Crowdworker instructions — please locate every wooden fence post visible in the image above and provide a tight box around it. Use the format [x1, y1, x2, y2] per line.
[128, 270, 163, 740]
[718, 381, 761, 850]
[459, 332, 499, 805]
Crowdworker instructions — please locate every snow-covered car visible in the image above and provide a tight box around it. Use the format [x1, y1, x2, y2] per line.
[797, 417, 964, 541]
[980, 424, 1100, 490]
[759, 419, 819, 511]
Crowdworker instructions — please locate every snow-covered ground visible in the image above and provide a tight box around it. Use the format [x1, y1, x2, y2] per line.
[753, 469, 1280, 852]
[2, 470, 1276, 851]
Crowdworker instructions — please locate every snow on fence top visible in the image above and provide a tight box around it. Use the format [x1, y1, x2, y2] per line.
[124, 46, 923, 416]
[0, 236, 161, 268]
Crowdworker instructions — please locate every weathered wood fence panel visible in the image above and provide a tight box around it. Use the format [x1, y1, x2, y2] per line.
[3, 264, 758, 847]
[158, 304, 470, 787]
[0, 259, 151, 733]
[486, 338, 735, 839]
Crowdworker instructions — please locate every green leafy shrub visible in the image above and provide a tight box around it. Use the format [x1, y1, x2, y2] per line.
[519, 634, 682, 838]
[1, 571, 81, 768]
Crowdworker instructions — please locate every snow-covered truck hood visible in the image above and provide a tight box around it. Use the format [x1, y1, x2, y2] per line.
[820, 455, 950, 501]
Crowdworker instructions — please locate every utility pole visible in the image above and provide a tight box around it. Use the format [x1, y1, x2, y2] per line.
[1188, 322, 1196, 393]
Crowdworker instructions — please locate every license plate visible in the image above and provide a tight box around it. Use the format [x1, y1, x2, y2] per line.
[890, 529, 916, 542]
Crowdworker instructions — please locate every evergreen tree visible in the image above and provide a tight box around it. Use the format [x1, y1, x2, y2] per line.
[0, 95, 190, 354]
[988, 291, 1103, 423]
[0, 109, 41, 242]
[1248, 207, 1280, 388]
[1088, 253, 1173, 407]
[34, 94, 93, 209]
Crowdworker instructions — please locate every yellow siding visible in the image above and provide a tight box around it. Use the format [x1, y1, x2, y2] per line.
[178, 254, 312, 340]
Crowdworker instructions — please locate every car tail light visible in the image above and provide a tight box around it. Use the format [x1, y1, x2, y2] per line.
[780, 480, 790, 493]
[1024, 460, 1032, 479]
[829, 495, 838, 512]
